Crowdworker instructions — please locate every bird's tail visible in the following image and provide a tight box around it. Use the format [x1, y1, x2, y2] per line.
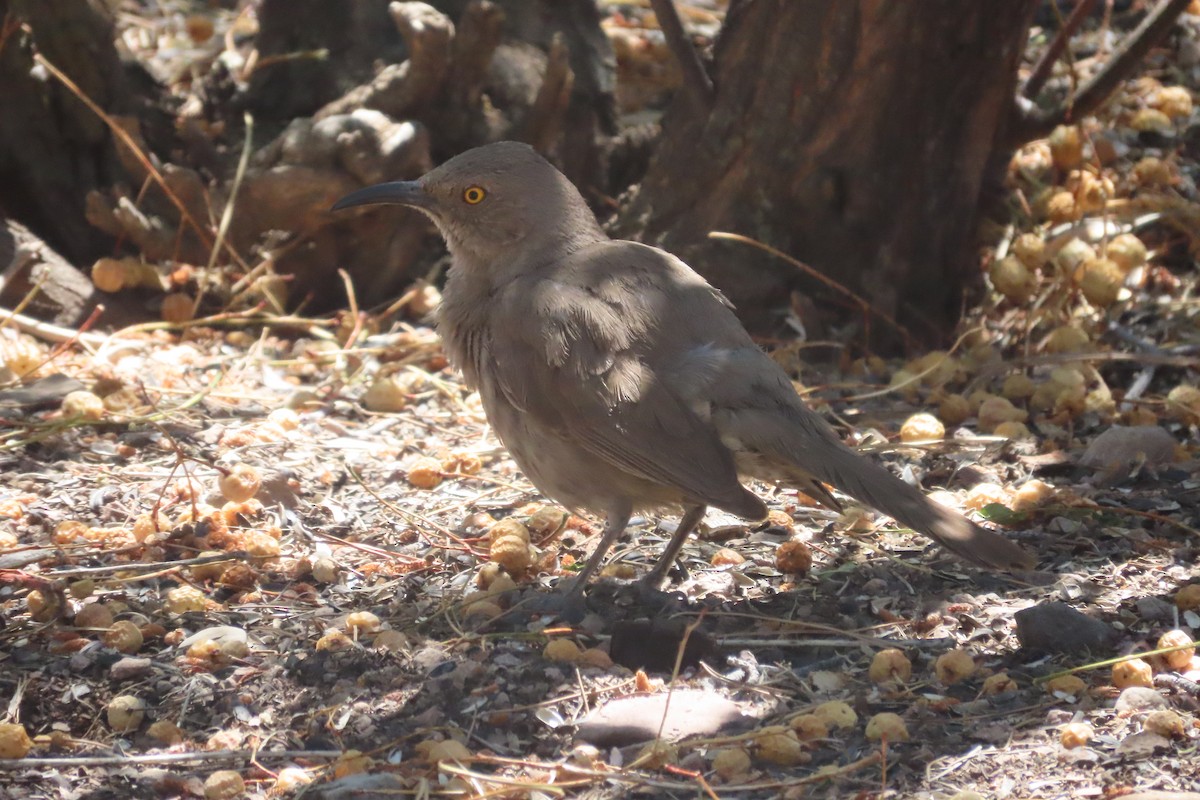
[731, 409, 1034, 570]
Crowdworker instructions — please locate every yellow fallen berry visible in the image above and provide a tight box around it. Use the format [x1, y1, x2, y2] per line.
[147, 720, 184, 745]
[0, 723, 33, 759]
[203, 770, 244, 800]
[165, 585, 208, 614]
[1152, 85, 1193, 120]
[710, 747, 752, 781]
[934, 649, 976, 685]
[990, 256, 1037, 303]
[906, 351, 958, 387]
[332, 749, 374, 777]
[1011, 233, 1047, 269]
[73, 603, 115, 630]
[490, 534, 533, 574]
[977, 396, 1027, 433]
[1067, 169, 1112, 215]
[865, 712, 909, 742]
[316, 630, 352, 651]
[577, 647, 613, 669]
[1045, 190, 1079, 223]
[103, 620, 144, 654]
[1166, 385, 1200, 425]
[754, 729, 807, 766]
[1175, 584, 1200, 611]
[1001, 373, 1035, 401]
[1111, 658, 1153, 689]
[1132, 156, 1174, 187]
[62, 391, 105, 421]
[1105, 233, 1147, 272]
[106, 695, 146, 732]
[1048, 125, 1084, 171]
[899, 413, 944, 443]
[964, 483, 1008, 511]
[982, 672, 1017, 695]
[1044, 325, 1090, 354]
[775, 539, 812, 575]
[344, 611, 381, 635]
[812, 700, 857, 730]
[525, 506, 568, 538]
[1130, 107, 1172, 133]
[271, 767, 313, 794]
[218, 464, 261, 503]
[1044, 674, 1088, 698]
[543, 639, 582, 663]
[362, 374, 410, 413]
[489, 518, 531, 544]
[2, 336, 43, 377]
[1144, 709, 1186, 738]
[405, 457, 444, 489]
[868, 648, 912, 685]
[994, 420, 1030, 439]
[1077, 258, 1124, 307]
[1060, 722, 1093, 748]
[161, 292, 195, 323]
[91, 257, 128, 292]
[1157, 630, 1195, 671]
[790, 714, 829, 741]
[1011, 479, 1054, 511]
[938, 393, 971, 426]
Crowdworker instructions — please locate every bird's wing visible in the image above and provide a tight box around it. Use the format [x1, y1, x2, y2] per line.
[491, 242, 764, 518]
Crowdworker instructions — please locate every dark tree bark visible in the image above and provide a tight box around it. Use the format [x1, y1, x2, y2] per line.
[616, 0, 1040, 350]
[0, 216, 96, 326]
[488, 0, 617, 193]
[244, 0, 405, 121]
[246, 0, 614, 190]
[0, 0, 133, 264]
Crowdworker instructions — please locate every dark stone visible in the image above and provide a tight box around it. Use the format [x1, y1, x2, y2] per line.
[1015, 601, 1116, 655]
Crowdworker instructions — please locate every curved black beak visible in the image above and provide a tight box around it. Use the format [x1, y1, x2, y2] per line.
[331, 181, 431, 212]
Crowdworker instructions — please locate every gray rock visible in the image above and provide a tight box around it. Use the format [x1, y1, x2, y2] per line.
[109, 657, 153, 681]
[1114, 686, 1169, 714]
[1079, 425, 1177, 484]
[575, 690, 754, 747]
[1115, 731, 1172, 759]
[1135, 595, 1176, 623]
[1015, 601, 1116, 654]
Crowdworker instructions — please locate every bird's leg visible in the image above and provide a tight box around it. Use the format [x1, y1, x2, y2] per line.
[561, 500, 633, 597]
[643, 504, 708, 588]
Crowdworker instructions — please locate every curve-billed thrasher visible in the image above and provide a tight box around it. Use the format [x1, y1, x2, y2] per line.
[334, 141, 1033, 594]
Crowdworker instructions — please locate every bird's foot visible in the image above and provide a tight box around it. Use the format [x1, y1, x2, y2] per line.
[518, 577, 591, 623]
[606, 576, 689, 614]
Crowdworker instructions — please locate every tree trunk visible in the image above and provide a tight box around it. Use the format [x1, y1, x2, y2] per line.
[0, 0, 133, 264]
[244, 0, 405, 121]
[617, 0, 1038, 350]
[0, 215, 142, 329]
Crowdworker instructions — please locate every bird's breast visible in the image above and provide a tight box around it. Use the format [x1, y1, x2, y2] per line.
[436, 276, 496, 390]
[442, 324, 489, 390]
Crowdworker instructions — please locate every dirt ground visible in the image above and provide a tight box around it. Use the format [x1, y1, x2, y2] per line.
[0, 302, 1198, 798]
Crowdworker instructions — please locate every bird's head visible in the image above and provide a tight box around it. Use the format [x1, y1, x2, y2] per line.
[332, 141, 603, 270]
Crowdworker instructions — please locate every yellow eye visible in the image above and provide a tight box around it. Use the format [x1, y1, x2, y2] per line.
[463, 186, 486, 204]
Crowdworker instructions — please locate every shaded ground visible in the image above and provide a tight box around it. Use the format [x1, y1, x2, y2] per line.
[0, 300, 1197, 798]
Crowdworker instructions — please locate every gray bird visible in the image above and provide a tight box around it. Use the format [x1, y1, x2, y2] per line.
[333, 141, 1033, 595]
